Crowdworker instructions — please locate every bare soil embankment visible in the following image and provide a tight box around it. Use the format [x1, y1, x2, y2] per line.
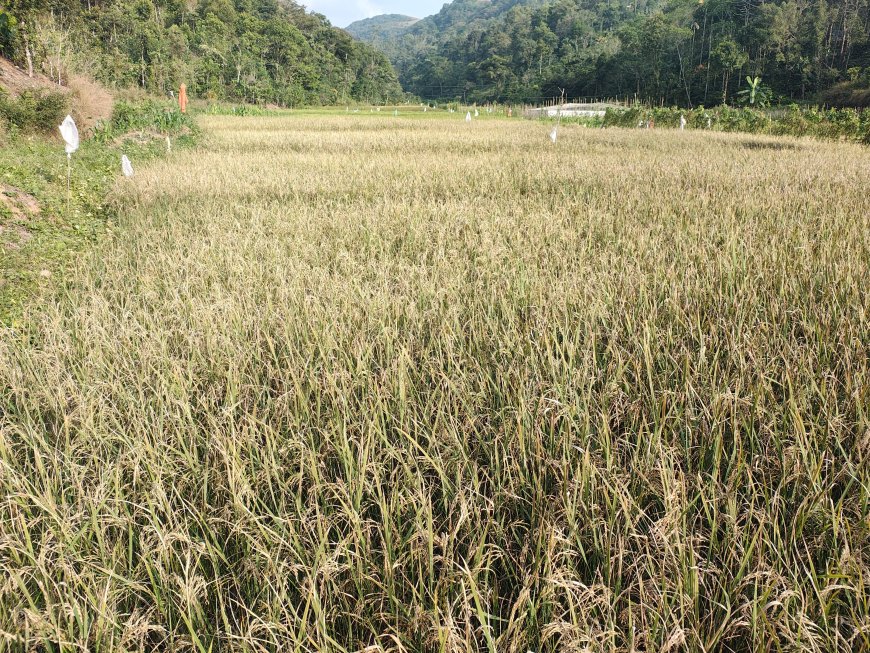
[0, 56, 113, 131]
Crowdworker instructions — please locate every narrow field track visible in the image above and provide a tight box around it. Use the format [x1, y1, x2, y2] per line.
[1, 116, 868, 652]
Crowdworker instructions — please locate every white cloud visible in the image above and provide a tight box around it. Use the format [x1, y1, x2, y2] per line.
[356, 0, 384, 18]
[303, 0, 384, 26]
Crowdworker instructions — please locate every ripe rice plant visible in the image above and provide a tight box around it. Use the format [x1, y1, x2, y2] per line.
[0, 115, 868, 652]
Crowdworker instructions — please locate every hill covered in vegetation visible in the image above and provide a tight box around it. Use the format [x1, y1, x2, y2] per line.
[345, 14, 420, 46]
[348, 0, 546, 95]
[0, 0, 403, 106]
[352, 0, 870, 107]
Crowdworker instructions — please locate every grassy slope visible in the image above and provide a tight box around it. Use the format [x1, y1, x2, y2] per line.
[0, 115, 868, 651]
[1, 137, 119, 324]
[0, 121, 197, 325]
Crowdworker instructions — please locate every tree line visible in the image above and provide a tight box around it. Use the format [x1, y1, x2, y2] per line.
[0, 0, 404, 106]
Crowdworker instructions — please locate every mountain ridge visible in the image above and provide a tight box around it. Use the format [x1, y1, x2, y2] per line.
[345, 14, 421, 52]
[346, 14, 421, 32]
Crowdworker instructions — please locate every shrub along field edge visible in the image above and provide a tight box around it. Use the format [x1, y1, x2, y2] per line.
[601, 105, 870, 143]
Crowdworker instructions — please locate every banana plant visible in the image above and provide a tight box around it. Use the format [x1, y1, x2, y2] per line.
[737, 76, 771, 107]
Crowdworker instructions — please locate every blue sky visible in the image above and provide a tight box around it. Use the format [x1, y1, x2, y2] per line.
[303, 1, 448, 28]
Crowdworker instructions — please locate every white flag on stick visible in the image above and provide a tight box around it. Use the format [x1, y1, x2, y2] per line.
[59, 115, 79, 157]
[121, 155, 134, 178]
[59, 115, 79, 215]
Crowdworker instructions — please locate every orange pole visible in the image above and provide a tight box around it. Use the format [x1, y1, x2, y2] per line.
[179, 83, 188, 114]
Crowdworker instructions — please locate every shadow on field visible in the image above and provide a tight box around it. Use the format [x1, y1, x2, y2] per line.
[740, 140, 801, 151]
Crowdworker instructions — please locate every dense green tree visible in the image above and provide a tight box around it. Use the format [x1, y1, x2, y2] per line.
[0, 10, 17, 54]
[712, 37, 749, 103]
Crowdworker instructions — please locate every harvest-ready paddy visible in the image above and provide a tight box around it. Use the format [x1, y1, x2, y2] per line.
[1, 115, 868, 652]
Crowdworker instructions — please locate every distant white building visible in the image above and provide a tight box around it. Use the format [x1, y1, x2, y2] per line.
[525, 103, 619, 119]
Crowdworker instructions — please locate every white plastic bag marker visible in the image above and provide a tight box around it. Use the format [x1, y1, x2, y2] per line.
[59, 115, 79, 214]
[59, 115, 79, 157]
[550, 127, 558, 143]
[121, 155, 134, 178]
[466, 111, 472, 122]
[474, 109, 479, 117]
[680, 114, 687, 131]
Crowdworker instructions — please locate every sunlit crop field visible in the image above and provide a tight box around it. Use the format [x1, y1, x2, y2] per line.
[1, 115, 868, 652]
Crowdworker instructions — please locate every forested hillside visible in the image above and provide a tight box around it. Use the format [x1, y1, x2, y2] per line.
[353, 0, 870, 107]
[348, 0, 547, 95]
[0, 0, 403, 106]
[345, 14, 420, 52]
